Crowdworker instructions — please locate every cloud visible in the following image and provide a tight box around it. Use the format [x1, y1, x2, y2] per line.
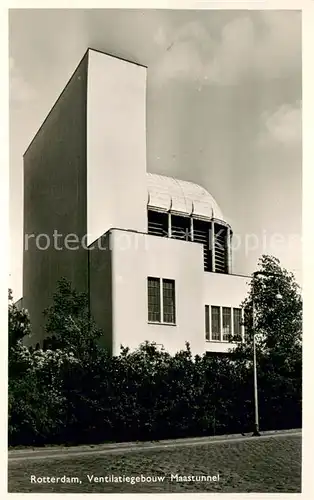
[253, 11, 301, 79]
[152, 11, 301, 86]
[151, 21, 213, 84]
[9, 57, 35, 104]
[258, 102, 302, 147]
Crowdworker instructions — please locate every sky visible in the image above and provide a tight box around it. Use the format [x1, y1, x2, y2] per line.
[9, 8, 302, 299]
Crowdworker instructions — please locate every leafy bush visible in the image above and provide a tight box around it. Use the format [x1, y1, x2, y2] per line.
[8, 340, 301, 447]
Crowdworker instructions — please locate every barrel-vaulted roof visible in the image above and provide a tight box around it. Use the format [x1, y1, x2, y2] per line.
[147, 173, 224, 221]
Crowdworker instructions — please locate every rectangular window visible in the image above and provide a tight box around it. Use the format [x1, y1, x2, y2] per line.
[194, 220, 211, 272]
[214, 224, 228, 274]
[211, 306, 221, 341]
[147, 277, 176, 324]
[163, 279, 176, 324]
[208, 305, 244, 342]
[233, 308, 242, 341]
[147, 277, 161, 322]
[205, 305, 210, 340]
[222, 307, 232, 341]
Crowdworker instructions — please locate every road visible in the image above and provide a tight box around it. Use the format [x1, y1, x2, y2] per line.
[8, 429, 301, 462]
[8, 431, 302, 493]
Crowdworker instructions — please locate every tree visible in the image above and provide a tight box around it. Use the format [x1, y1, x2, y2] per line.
[8, 287, 85, 447]
[42, 278, 103, 360]
[233, 255, 302, 364]
[8, 289, 31, 350]
[8, 289, 32, 380]
[231, 255, 302, 431]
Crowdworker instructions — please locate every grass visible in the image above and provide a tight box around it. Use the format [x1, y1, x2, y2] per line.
[8, 434, 301, 493]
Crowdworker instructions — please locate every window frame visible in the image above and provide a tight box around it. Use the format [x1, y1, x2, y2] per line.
[205, 305, 210, 341]
[210, 305, 221, 341]
[222, 306, 232, 341]
[147, 276, 161, 323]
[162, 278, 176, 324]
[205, 305, 245, 342]
[233, 307, 242, 341]
[147, 277, 176, 326]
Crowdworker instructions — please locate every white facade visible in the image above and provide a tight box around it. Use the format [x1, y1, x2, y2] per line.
[87, 49, 147, 244]
[105, 230, 249, 356]
[86, 50, 249, 356]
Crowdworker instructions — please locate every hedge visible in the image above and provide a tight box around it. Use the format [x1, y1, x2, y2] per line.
[8, 342, 301, 447]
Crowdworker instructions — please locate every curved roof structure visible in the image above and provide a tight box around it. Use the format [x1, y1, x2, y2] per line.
[147, 173, 225, 222]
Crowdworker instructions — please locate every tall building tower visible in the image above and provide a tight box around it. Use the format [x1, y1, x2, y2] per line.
[23, 48, 249, 355]
[23, 49, 147, 345]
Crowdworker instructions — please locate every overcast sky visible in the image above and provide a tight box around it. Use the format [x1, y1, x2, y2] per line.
[9, 9, 302, 298]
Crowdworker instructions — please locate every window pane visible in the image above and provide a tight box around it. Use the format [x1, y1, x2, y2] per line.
[211, 306, 221, 341]
[194, 220, 211, 272]
[163, 279, 176, 323]
[205, 305, 210, 340]
[222, 307, 231, 341]
[233, 308, 242, 340]
[147, 277, 161, 322]
[214, 225, 228, 274]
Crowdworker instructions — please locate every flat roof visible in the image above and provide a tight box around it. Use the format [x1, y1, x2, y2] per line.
[23, 48, 146, 157]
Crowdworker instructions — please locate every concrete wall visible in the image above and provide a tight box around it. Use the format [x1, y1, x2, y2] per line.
[104, 230, 249, 356]
[110, 230, 204, 356]
[89, 233, 113, 354]
[23, 55, 89, 345]
[86, 50, 147, 245]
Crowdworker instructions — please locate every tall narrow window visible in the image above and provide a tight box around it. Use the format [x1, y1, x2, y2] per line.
[233, 308, 242, 341]
[222, 307, 231, 341]
[163, 279, 176, 323]
[194, 219, 211, 272]
[205, 305, 210, 340]
[211, 306, 221, 341]
[147, 277, 161, 322]
[214, 224, 228, 274]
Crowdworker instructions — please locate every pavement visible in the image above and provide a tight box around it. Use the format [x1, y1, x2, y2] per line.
[8, 428, 301, 462]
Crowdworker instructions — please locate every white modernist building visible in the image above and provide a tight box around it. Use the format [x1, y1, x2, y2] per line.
[23, 48, 249, 355]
